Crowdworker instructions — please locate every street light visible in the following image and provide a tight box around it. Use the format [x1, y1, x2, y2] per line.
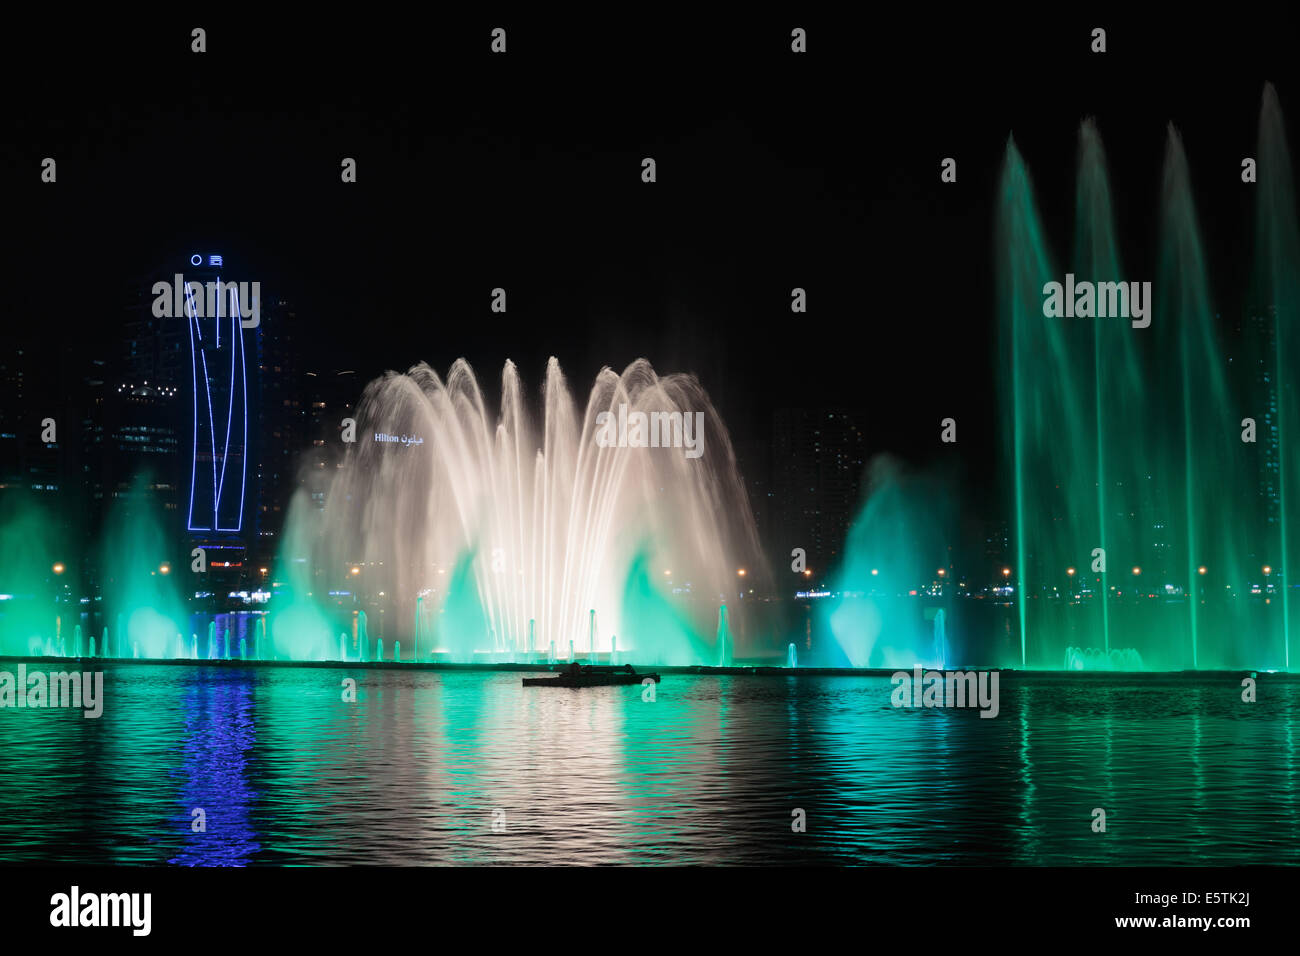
[52, 563, 65, 575]
[737, 568, 746, 577]
[1198, 566, 1207, 575]
[1067, 567, 1076, 577]
[1132, 567, 1141, 576]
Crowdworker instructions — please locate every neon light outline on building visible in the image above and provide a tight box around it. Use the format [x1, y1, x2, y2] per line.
[184, 261, 249, 532]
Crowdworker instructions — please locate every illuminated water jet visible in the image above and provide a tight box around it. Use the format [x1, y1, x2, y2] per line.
[274, 358, 762, 665]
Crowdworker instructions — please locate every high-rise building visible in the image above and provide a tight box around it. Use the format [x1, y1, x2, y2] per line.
[0, 345, 74, 530]
[119, 252, 265, 591]
[770, 408, 867, 577]
[251, 296, 303, 569]
[82, 379, 182, 512]
[179, 255, 253, 536]
[0, 349, 50, 498]
[1231, 306, 1281, 566]
[300, 368, 359, 512]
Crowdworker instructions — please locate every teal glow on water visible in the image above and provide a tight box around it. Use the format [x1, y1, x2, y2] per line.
[0, 666, 1296, 865]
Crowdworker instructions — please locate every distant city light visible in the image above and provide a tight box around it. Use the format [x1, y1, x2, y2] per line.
[350, 566, 361, 576]
[1002, 568, 1011, 578]
[737, 568, 746, 577]
[1198, 566, 1207, 575]
[937, 569, 946, 577]
[871, 568, 879, 576]
[1263, 565, 1272, 575]
[1067, 567, 1076, 576]
[159, 563, 170, 575]
[52, 563, 65, 575]
[1132, 567, 1141, 575]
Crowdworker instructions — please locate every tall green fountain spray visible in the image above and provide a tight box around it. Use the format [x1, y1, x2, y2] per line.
[1074, 120, 1136, 656]
[1158, 123, 1263, 668]
[997, 137, 1060, 667]
[617, 551, 706, 665]
[268, 488, 338, 661]
[1256, 83, 1300, 670]
[0, 494, 59, 655]
[97, 474, 185, 660]
[997, 100, 1299, 670]
[825, 457, 954, 667]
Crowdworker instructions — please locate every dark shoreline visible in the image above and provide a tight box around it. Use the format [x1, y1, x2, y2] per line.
[0, 655, 1292, 679]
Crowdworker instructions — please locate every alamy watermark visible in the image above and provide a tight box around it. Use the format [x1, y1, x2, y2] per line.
[890, 667, 1000, 718]
[151, 275, 261, 328]
[50, 886, 150, 936]
[0, 665, 104, 718]
[1042, 274, 1151, 329]
[594, 404, 705, 459]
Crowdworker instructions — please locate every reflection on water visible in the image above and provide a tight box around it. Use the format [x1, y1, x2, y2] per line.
[0, 666, 1295, 865]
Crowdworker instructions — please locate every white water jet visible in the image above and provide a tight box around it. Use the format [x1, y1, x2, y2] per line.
[279, 358, 762, 664]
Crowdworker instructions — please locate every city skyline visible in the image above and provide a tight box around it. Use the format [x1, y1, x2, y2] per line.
[2, 11, 1299, 919]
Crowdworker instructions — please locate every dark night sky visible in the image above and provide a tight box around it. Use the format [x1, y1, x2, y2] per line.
[3, 13, 1297, 516]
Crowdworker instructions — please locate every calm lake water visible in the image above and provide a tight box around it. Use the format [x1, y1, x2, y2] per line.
[0, 664, 1296, 865]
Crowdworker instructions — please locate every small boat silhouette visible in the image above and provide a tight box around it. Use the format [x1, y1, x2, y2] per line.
[522, 663, 661, 688]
